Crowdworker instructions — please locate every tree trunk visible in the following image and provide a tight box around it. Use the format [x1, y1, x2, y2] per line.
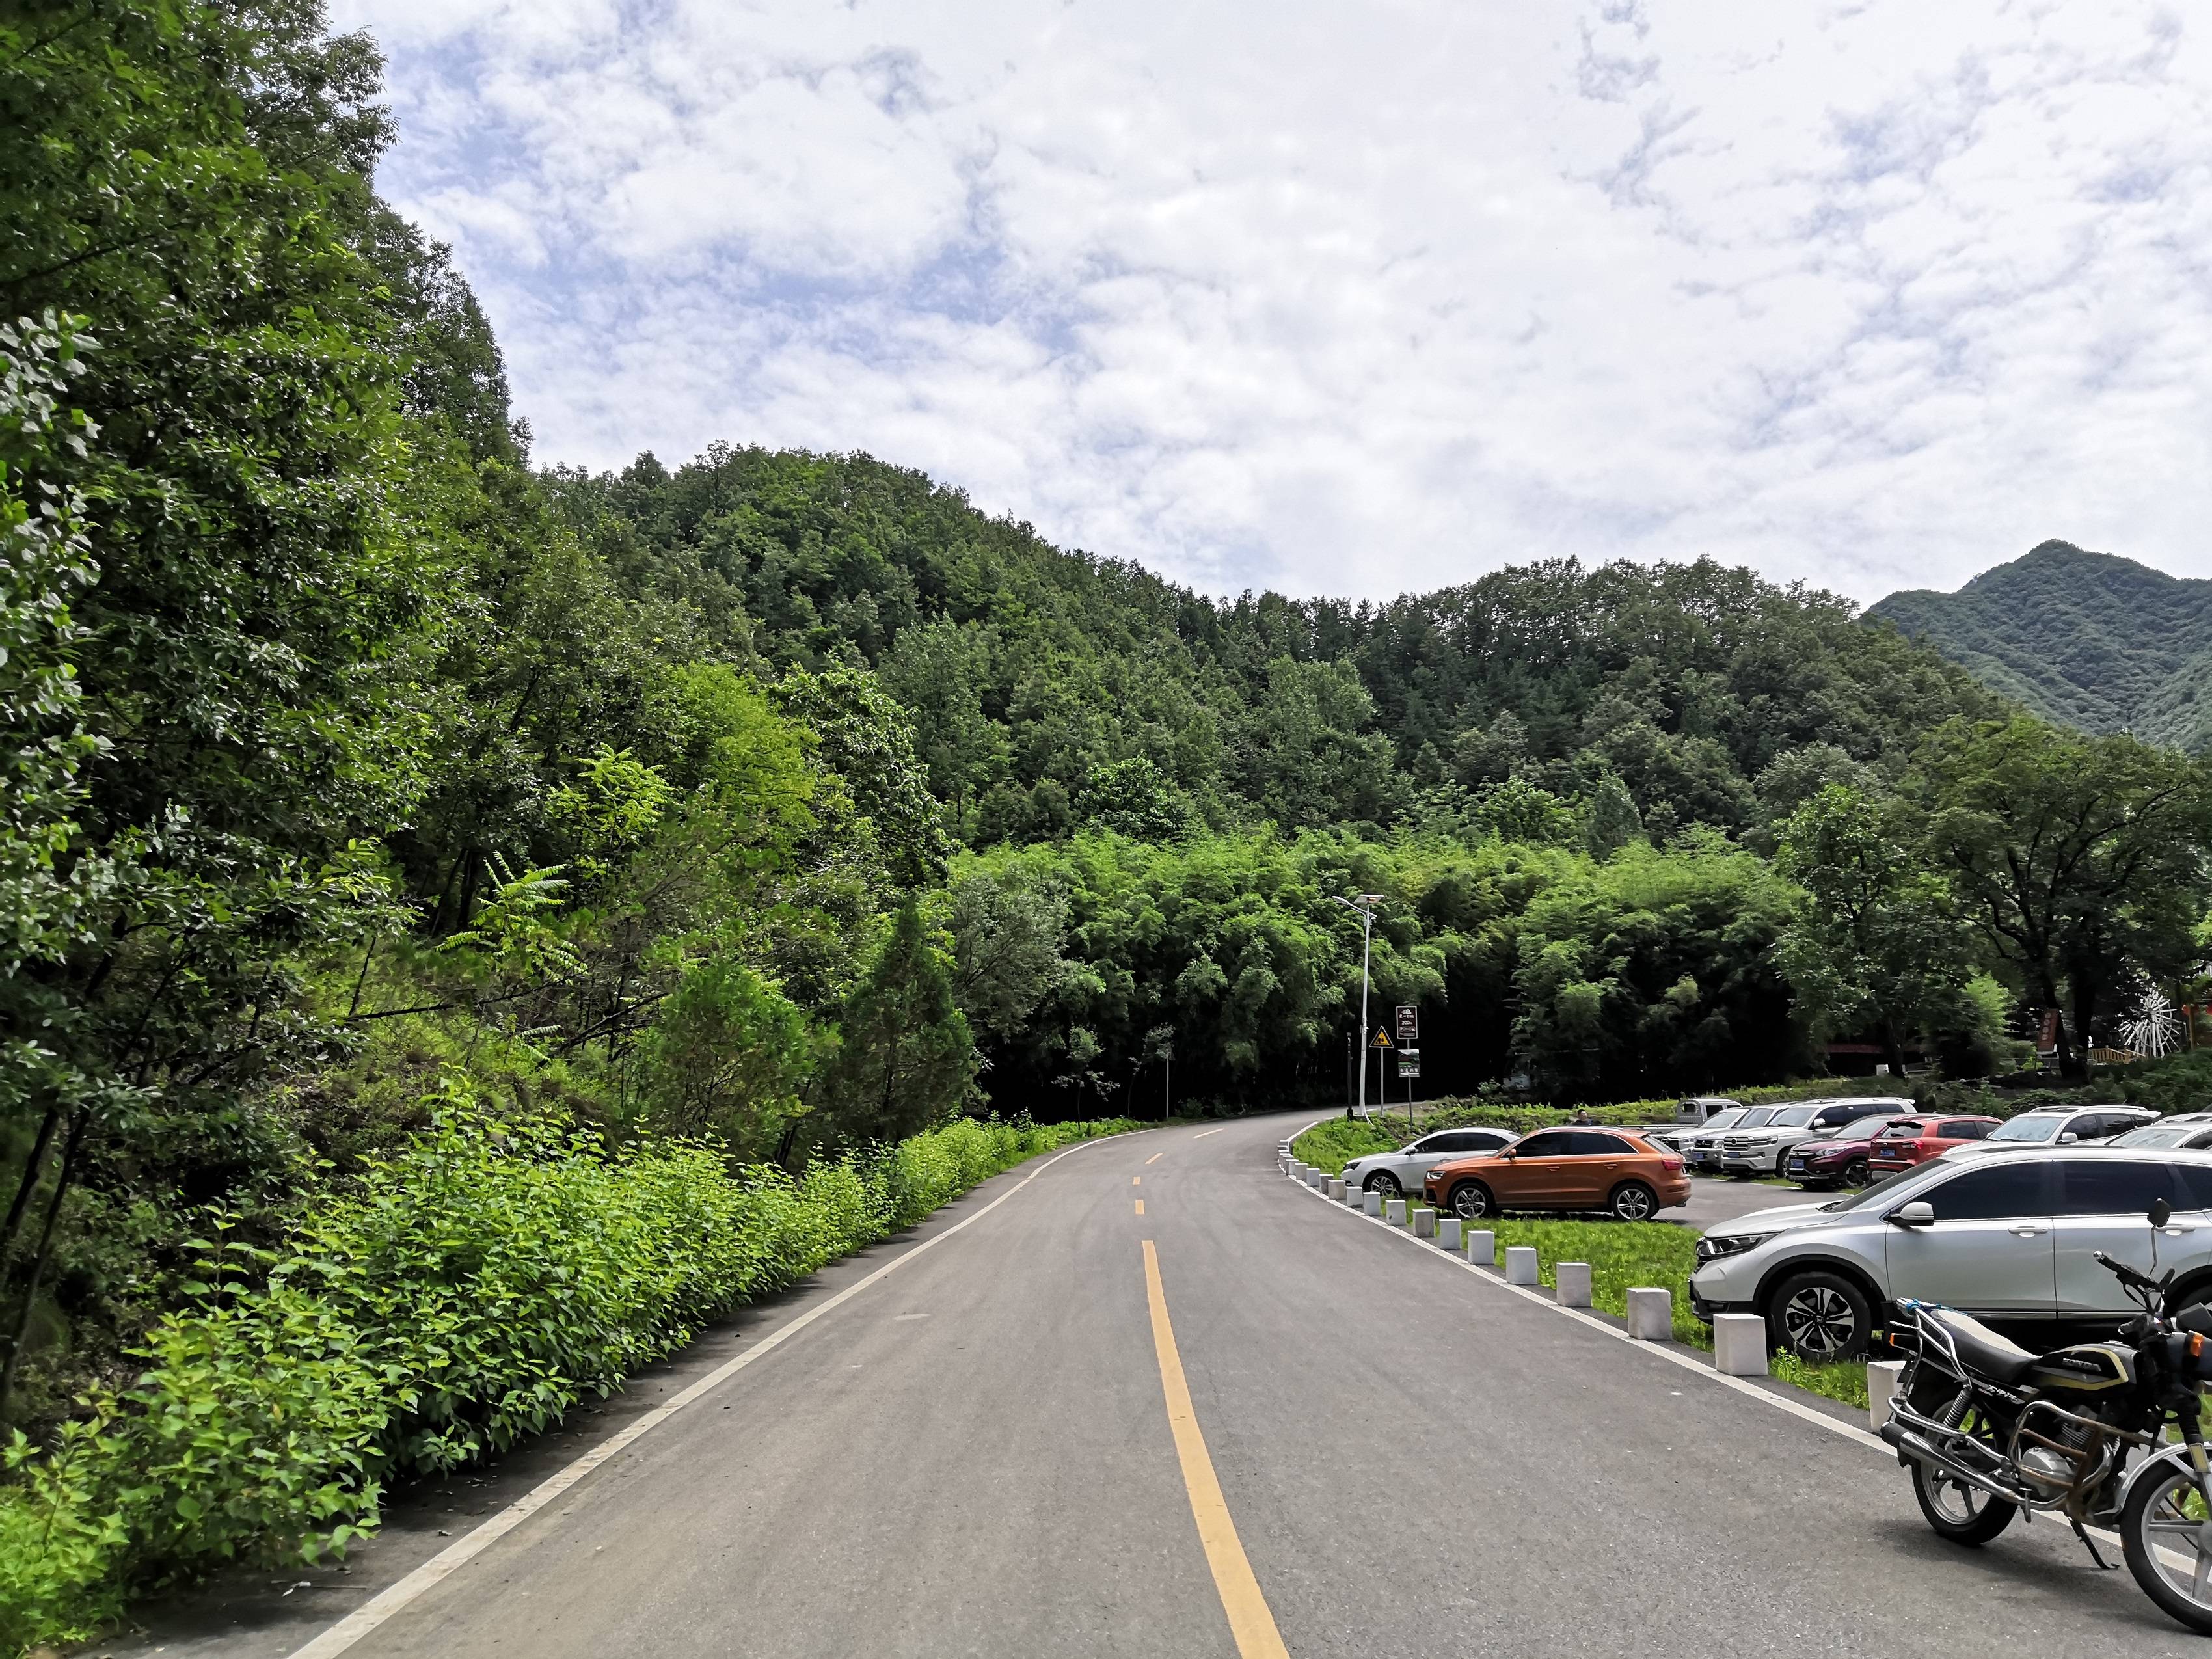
[0, 1101, 61, 1281]
[0, 1109, 87, 1426]
[1881, 1019, 1908, 1081]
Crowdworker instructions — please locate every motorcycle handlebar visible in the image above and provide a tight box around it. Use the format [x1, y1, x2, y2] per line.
[2097, 1250, 2160, 1293]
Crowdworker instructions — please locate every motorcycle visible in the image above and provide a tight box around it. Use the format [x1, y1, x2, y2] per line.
[1880, 1196, 2212, 1635]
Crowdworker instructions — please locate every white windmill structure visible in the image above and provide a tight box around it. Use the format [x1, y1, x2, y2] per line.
[2122, 988, 2181, 1060]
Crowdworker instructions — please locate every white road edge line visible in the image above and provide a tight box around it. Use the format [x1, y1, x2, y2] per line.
[1284, 1167, 2178, 1569]
[285, 1130, 1146, 1659]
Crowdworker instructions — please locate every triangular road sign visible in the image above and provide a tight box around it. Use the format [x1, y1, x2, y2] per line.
[1369, 1026, 1393, 1048]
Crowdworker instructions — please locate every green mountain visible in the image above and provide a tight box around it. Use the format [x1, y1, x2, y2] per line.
[1869, 541, 2212, 751]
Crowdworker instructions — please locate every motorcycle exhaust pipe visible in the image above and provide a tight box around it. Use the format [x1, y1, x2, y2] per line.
[1878, 1419, 2036, 1507]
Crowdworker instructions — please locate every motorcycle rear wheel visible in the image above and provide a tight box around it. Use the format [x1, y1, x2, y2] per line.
[2121, 1464, 2212, 1635]
[1911, 1460, 2016, 1545]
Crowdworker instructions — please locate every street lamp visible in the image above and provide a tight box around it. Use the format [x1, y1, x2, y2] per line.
[1331, 893, 1386, 1121]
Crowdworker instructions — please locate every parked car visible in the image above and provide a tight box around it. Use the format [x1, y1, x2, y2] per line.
[1649, 1096, 1743, 1150]
[1941, 1105, 2161, 1157]
[1689, 1146, 2212, 1360]
[1783, 1112, 1922, 1189]
[1717, 1096, 1914, 1178]
[1865, 1114, 2001, 1176]
[1340, 1127, 1517, 1196]
[1423, 1127, 1690, 1222]
[2111, 1114, 2212, 1151]
[1680, 1105, 1776, 1172]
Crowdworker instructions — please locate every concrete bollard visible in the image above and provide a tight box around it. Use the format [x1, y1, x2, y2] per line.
[1504, 1245, 1539, 1286]
[1385, 1198, 1408, 1226]
[1866, 1359, 1905, 1432]
[1555, 1261, 1593, 1308]
[1626, 1287, 1673, 1341]
[1343, 1183, 1362, 1207]
[1714, 1313, 1769, 1377]
[1466, 1229, 1495, 1266]
[1412, 1207, 1435, 1237]
[1327, 1178, 1346, 1202]
[1307, 1168, 1325, 1189]
[1438, 1217, 1463, 1251]
[1363, 1189, 1382, 1216]
[1288, 1160, 1304, 1181]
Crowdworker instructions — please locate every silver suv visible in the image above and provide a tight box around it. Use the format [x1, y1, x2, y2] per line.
[1716, 1096, 1913, 1178]
[1942, 1104, 2157, 1157]
[1688, 1146, 2212, 1361]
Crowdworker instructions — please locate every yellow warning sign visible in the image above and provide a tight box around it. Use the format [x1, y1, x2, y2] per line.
[1369, 1027, 1393, 1049]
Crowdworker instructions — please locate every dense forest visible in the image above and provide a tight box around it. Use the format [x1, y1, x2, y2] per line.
[1871, 540, 2212, 753]
[4, 1, 2212, 1639]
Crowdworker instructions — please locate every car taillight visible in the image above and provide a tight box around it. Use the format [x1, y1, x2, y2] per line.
[1661, 1157, 1683, 1172]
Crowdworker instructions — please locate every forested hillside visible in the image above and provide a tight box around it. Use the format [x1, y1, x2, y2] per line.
[5, 3, 2212, 1643]
[1870, 541, 2212, 752]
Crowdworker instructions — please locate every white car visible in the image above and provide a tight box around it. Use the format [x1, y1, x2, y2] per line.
[1715, 1097, 1915, 1178]
[2112, 1114, 2212, 1152]
[1649, 1096, 1744, 1151]
[1340, 1127, 1517, 1196]
[1941, 1104, 2159, 1159]
[1689, 1144, 2212, 1361]
[1680, 1105, 1777, 1173]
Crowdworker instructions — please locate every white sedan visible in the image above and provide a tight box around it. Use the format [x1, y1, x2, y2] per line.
[1340, 1127, 1517, 1196]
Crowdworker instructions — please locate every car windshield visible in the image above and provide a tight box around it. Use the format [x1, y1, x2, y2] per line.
[1822, 1165, 1937, 1212]
[1735, 1107, 1777, 1130]
[1695, 1108, 1746, 1133]
[1989, 1115, 2062, 1144]
[1828, 1118, 1898, 1144]
[1768, 1106, 1816, 1128]
[2111, 1124, 2198, 1148]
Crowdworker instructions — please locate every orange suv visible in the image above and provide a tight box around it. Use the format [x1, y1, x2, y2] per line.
[1423, 1127, 1690, 1222]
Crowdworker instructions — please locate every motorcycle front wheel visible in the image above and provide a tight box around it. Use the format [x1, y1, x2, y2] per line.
[1911, 1459, 2016, 1545]
[2121, 1463, 2212, 1635]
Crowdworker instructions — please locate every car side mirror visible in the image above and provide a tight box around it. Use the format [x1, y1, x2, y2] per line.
[2150, 1198, 2174, 1229]
[2058, 1132, 2079, 1144]
[1497, 1146, 1517, 1159]
[1889, 1201, 1936, 1228]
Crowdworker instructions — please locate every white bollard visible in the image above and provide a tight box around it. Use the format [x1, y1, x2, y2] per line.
[1327, 1178, 1346, 1201]
[1714, 1313, 1769, 1377]
[1466, 1229, 1495, 1265]
[1307, 1168, 1325, 1188]
[1385, 1198, 1408, 1226]
[1343, 1183, 1361, 1207]
[1363, 1189, 1382, 1216]
[1288, 1161, 1304, 1181]
[1438, 1217, 1463, 1251]
[1504, 1246, 1539, 1286]
[1555, 1261, 1592, 1308]
[1867, 1358, 1905, 1432]
[1412, 1207, 1435, 1237]
[1626, 1287, 1673, 1341]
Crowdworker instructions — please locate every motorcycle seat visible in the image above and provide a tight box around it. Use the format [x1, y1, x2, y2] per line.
[1925, 1308, 2037, 1384]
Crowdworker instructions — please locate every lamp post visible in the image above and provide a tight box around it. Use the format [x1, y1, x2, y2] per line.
[1331, 893, 1386, 1121]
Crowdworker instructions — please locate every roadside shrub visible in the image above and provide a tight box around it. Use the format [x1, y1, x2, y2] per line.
[0, 1098, 1133, 1653]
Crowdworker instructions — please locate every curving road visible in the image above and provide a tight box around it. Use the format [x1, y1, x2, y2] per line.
[134, 1113, 2200, 1656]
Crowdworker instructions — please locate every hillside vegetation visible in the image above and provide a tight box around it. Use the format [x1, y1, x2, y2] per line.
[6, 3, 2212, 1648]
[1870, 541, 2212, 752]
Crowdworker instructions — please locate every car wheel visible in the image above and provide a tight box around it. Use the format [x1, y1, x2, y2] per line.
[1363, 1170, 1401, 1197]
[1766, 1271, 1872, 1362]
[1448, 1181, 1494, 1221]
[1608, 1180, 1658, 1222]
[1844, 1158, 1870, 1189]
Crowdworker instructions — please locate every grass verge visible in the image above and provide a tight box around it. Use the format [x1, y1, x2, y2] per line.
[0, 1098, 1137, 1654]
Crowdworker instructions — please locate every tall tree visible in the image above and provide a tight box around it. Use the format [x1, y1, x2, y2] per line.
[1915, 718, 2212, 1076]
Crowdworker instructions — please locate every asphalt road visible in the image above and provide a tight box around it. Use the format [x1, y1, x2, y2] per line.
[131, 1113, 2200, 1657]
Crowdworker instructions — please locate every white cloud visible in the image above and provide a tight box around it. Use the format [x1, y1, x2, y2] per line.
[335, 0, 2212, 602]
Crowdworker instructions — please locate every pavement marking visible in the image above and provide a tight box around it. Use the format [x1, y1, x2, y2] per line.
[1146, 1153, 1165, 1165]
[283, 1132, 1144, 1659]
[1142, 1239, 1291, 1659]
[1135, 1198, 1146, 1215]
[1191, 1127, 1230, 1139]
[1133, 1176, 1142, 1185]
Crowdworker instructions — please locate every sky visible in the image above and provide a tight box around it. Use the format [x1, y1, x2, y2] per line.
[337, 0, 2212, 606]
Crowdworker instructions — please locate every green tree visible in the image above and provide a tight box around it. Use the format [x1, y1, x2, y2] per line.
[1772, 784, 1974, 1075]
[1917, 718, 2212, 1076]
[819, 906, 975, 1144]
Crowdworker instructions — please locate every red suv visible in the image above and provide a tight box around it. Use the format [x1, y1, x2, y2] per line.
[1865, 1114, 1999, 1176]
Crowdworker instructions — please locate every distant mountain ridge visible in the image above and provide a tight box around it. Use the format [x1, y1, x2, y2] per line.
[1868, 541, 2212, 752]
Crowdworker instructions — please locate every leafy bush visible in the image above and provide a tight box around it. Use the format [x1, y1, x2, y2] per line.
[0, 1099, 1132, 1653]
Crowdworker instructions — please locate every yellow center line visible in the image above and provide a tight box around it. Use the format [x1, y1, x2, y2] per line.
[1135, 1198, 1145, 1215]
[1145, 1153, 1164, 1165]
[1133, 1176, 1142, 1186]
[1140, 1240, 1290, 1659]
